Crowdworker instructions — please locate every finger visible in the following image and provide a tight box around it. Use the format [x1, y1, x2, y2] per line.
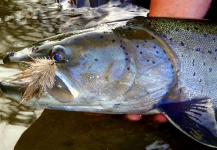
[145, 114, 168, 123]
[124, 114, 143, 121]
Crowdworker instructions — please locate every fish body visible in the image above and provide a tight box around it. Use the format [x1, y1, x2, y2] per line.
[1, 17, 217, 148]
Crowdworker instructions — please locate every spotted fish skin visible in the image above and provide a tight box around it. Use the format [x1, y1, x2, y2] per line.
[128, 18, 217, 103]
[1, 18, 217, 148]
[129, 18, 217, 148]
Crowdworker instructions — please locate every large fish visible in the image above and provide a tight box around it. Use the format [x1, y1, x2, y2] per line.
[1, 17, 217, 148]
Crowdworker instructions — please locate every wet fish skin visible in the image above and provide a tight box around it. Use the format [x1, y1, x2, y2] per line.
[1, 20, 175, 114]
[1, 17, 217, 148]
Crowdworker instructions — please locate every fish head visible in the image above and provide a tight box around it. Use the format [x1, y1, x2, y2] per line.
[1, 26, 140, 113]
[1, 21, 176, 114]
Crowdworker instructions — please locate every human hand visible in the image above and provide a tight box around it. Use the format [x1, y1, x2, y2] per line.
[85, 113, 168, 123]
[149, 0, 211, 19]
[124, 114, 168, 123]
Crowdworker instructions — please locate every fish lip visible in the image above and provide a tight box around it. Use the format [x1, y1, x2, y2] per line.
[0, 80, 26, 101]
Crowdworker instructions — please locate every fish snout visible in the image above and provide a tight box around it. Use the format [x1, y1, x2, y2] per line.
[3, 51, 32, 68]
[3, 50, 49, 71]
[3, 52, 16, 66]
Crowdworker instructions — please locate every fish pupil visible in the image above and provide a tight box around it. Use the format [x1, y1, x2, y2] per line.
[53, 53, 62, 62]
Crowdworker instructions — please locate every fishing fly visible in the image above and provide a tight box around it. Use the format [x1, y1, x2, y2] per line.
[11, 56, 57, 104]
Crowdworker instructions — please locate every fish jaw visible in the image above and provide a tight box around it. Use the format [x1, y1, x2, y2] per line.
[0, 79, 152, 114]
[0, 79, 107, 113]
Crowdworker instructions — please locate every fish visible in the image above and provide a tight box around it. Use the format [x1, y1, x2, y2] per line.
[1, 17, 217, 148]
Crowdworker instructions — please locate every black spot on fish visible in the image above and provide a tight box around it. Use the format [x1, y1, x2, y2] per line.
[156, 51, 159, 54]
[213, 38, 216, 41]
[186, 27, 189, 31]
[209, 68, 212, 72]
[175, 29, 179, 32]
[112, 40, 116, 43]
[215, 49, 217, 52]
[152, 61, 155, 64]
[94, 58, 98, 61]
[180, 42, 184, 46]
[125, 53, 128, 55]
[127, 67, 130, 70]
[144, 40, 147, 43]
[169, 38, 172, 41]
[163, 35, 167, 38]
[179, 88, 182, 93]
[125, 58, 128, 61]
[204, 34, 207, 38]
[199, 79, 202, 82]
[140, 51, 143, 54]
[100, 35, 104, 38]
[203, 62, 206, 66]
[147, 60, 150, 62]
[171, 65, 174, 69]
[192, 59, 195, 66]
[153, 46, 156, 49]
[193, 72, 196, 76]
[208, 50, 212, 54]
[196, 48, 200, 51]
[136, 45, 139, 48]
[194, 27, 198, 30]
[181, 54, 183, 57]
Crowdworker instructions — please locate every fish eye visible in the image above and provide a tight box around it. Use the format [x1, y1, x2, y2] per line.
[52, 51, 65, 62]
[50, 45, 67, 63]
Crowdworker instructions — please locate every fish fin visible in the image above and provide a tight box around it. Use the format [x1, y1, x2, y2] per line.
[157, 98, 217, 148]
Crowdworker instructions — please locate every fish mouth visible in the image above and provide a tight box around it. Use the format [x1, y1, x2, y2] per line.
[0, 57, 35, 102]
[0, 46, 50, 100]
[0, 47, 80, 107]
[0, 76, 108, 113]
